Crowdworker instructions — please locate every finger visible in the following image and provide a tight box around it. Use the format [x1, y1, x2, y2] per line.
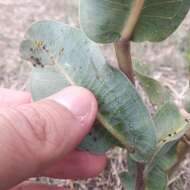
[0, 88, 32, 107]
[0, 86, 97, 190]
[40, 150, 107, 179]
[11, 182, 68, 190]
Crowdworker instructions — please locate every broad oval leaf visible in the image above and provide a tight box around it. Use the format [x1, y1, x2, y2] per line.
[29, 69, 118, 153]
[80, 0, 190, 43]
[20, 21, 156, 161]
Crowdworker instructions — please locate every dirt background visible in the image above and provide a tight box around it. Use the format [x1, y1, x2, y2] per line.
[0, 1, 190, 189]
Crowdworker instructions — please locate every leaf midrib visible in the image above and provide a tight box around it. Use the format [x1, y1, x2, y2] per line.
[55, 64, 134, 152]
[121, 0, 145, 40]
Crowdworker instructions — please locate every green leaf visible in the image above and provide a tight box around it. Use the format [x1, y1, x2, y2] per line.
[144, 102, 189, 179]
[120, 172, 135, 190]
[80, 0, 190, 43]
[29, 68, 69, 100]
[133, 60, 171, 106]
[20, 21, 156, 161]
[145, 165, 168, 190]
[154, 102, 188, 144]
[155, 145, 178, 171]
[119, 157, 137, 190]
[30, 68, 117, 153]
[120, 146, 178, 190]
[145, 104, 182, 190]
[120, 104, 182, 190]
[145, 145, 178, 190]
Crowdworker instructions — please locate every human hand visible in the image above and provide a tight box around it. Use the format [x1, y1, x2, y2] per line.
[0, 86, 107, 190]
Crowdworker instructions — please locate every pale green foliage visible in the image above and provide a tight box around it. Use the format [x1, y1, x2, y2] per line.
[120, 103, 189, 190]
[20, 1, 190, 189]
[144, 103, 189, 190]
[80, 0, 190, 43]
[133, 60, 171, 106]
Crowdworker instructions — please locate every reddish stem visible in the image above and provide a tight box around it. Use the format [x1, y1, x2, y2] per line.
[114, 40, 135, 84]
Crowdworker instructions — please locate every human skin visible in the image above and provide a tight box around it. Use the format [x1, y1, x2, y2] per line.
[0, 86, 107, 190]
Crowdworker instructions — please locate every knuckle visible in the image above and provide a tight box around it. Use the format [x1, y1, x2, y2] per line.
[0, 105, 49, 144]
[0, 100, 79, 163]
[14, 103, 52, 145]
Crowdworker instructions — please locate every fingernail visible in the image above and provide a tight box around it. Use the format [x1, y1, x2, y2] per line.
[49, 86, 96, 119]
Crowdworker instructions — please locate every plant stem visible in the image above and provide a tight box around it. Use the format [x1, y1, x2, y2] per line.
[135, 163, 145, 190]
[115, 0, 145, 82]
[114, 40, 135, 84]
[114, 39, 145, 190]
[114, 1, 146, 189]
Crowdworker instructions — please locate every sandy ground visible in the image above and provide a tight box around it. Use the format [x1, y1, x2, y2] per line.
[0, 1, 190, 189]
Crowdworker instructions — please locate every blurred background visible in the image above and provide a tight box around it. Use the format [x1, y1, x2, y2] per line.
[0, 1, 190, 189]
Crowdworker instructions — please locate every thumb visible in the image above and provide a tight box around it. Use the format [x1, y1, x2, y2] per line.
[0, 86, 97, 190]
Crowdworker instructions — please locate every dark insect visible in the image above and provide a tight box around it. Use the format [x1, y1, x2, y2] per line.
[93, 137, 97, 142]
[30, 56, 44, 68]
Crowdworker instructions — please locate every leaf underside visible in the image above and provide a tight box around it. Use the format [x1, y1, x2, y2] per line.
[80, 0, 190, 43]
[20, 21, 156, 162]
